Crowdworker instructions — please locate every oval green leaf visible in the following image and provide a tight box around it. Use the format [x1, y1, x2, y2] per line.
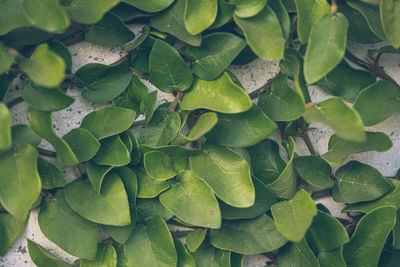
[184, 0, 218, 35]
[93, 135, 131, 166]
[381, 0, 400, 48]
[0, 103, 11, 151]
[294, 156, 334, 189]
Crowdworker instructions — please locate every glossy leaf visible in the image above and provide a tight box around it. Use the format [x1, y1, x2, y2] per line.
[11, 125, 42, 148]
[175, 112, 218, 143]
[37, 157, 66, 189]
[190, 143, 255, 208]
[63, 128, 100, 162]
[0, 212, 28, 256]
[318, 247, 347, 267]
[180, 72, 252, 113]
[210, 0, 235, 29]
[144, 151, 177, 180]
[86, 161, 113, 193]
[232, 0, 267, 18]
[294, 156, 334, 189]
[277, 239, 319, 267]
[27, 240, 71, 267]
[175, 239, 196, 267]
[136, 168, 170, 198]
[381, 0, 400, 48]
[123, 0, 175, 12]
[64, 0, 120, 24]
[0, 103, 11, 151]
[113, 74, 149, 113]
[80, 243, 117, 267]
[184, 0, 218, 35]
[186, 229, 207, 252]
[93, 135, 130, 166]
[192, 241, 231, 266]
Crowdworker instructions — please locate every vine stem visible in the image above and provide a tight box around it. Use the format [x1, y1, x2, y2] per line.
[36, 147, 56, 157]
[298, 118, 318, 156]
[168, 91, 183, 112]
[6, 97, 24, 109]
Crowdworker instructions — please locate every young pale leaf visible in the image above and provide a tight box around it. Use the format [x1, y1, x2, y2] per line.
[11, 125, 42, 147]
[175, 112, 218, 143]
[0, 212, 28, 256]
[63, 128, 100, 162]
[343, 207, 396, 267]
[150, 0, 202, 46]
[93, 135, 131, 166]
[294, 0, 330, 43]
[136, 168, 170, 198]
[322, 132, 392, 164]
[303, 97, 366, 142]
[234, 6, 285, 61]
[206, 105, 277, 147]
[354, 80, 400, 126]
[136, 198, 174, 221]
[184, 0, 218, 35]
[186, 32, 246, 80]
[332, 160, 393, 203]
[160, 170, 221, 228]
[258, 74, 305, 121]
[20, 44, 66, 88]
[271, 190, 317, 242]
[306, 211, 349, 252]
[192, 241, 231, 266]
[0, 103, 11, 151]
[123, 0, 175, 12]
[144, 151, 178, 180]
[277, 239, 319, 267]
[174, 239, 196, 267]
[75, 60, 132, 103]
[294, 156, 334, 189]
[0, 0, 30, 36]
[231, 0, 267, 18]
[0, 42, 16, 75]
[80, 243, 117, 267]
[380, 0, 400, 48]
[64, 173, 131, 226]
[38, 191, 98, 260]
[124, 215, 177, 267]
[37, 158, 66, 189]
[149, 39, 193, 93]
[318, 247, 347, 267]
[21, 80, 74, 112]
[190, 143, 255, 208]
[304, 13, 349, 84]
[80, 107, 136, 140]
[210, 214, 287, 254]
[27, 240, 71, 267]
[186, 229, 207, 252]
[22, 0, 69, 32]
[85, 12, 135, 47]
[64, 0, 120, 24]
[180, 72, 252, 113]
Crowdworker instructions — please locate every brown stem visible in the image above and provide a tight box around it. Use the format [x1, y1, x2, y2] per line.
[6, 97, 24, 109]
[168, 91, 184, 112]
[299, 118, 318, 155]
[37, 147, 57, 158]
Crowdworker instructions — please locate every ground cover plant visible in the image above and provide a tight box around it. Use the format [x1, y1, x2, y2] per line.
[0, 0, 400, 266]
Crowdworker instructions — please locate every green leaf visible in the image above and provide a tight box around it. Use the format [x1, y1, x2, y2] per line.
[186, 32, 246, 80]
[294, 156, 334, 189]
[140, 91, 157, 124]
[85, 12, 135, 47]
[180, 72, 252, 113]
[20, 44, 66, 88]
[271, 190, 317, 242]
[269, 0, 291, 40]
[276, 239, 320, 267]
[184, 0, 218, 35]
[64, 0, 120, 24]
[0, 144, 41, 220]
[136, 198, 174, 221]
[21, 80, 74, 112]
[11, 125, 42, 147]
[186, 229, 207, 252]
[192, 241, 231, 266]
[93, 135, 130, 166]
[2, 27, 53, 47]
[0, 42, 16, 75]
[206, 105, 277, 147]
[220, 176, 277, 220]
[175, 239, 196, 267]
[160, 170, 221, 228]
[306, 211, 349, 252]
[0, 0, 30, 36]
[37, 157, 66, 189]
[231, 0, 267, 18]
[38, 191, 98, 260]
[343, 206, 396, 267]
[75, 60, 132, 103]
[150, 0, 202, 46]
[22, 0, 69, 32]
[317, 60, 376, 102]
[303, 97, 366, 142]
[27, 240, 71, 267]
[209, 0, 235, 29]
[190, 143, 255, 208]
[80, 107, 136, 139]
[123, 0, 175, 12]
[144, 151, 178, 180]
[258, 74, 305, 121]
[136, 168, 170, 198]
[210, 214, 287, 254]
[113, 74, 149, 113]
[294, 0, 330, 43]
[149, 39, 193, 93]
[64, 173, 131, 226]
[318, 247, 347, 267]
[0, 103, 11, 151]
[175, 112, 218, 143]
[354, 80, 400, 126]
[124, 215, 177, 267]
[332, 160, 393, 203]
[304, 13, 349, 84]
[322, 132, 392, 164]
[48, 40, 72, 74]
[86, 161, 113, 193]
[80, 243, 117, 267]
[0, 74, 13, 102]
[0, 212, 28, 256]
[63, 128, 100, 162]
[233, 6, 285, 61]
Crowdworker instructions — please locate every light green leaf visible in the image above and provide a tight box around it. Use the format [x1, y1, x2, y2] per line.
[175, 112, 218, 143]
[0, 102, 11, 151]
[123, 0, 175, 12]
[186, 229, 207, 252]
[93, 135, 130, 166]
[343, 206, 396, 267]
[80, 107, 136, 139]
[63, 128, 100, 162]
[304, 13, 349, 84]
[136, 198, 174, 221]
[175, 239, 196, 267]
[0, 0, 30, 36]
[234, 6, 285, 61]
[0, 42, 16, 75]
[80, 244, 117, 267]
[210, 214, 287, 254]
[231, 0, 267, 18]
[144, 151, 177, 180]
[149, 39, 193, 93]
[160, 170, 221, 228]
[192, 241, 231, 267]
[38, 191, 98, 260]
[48, 40, 72, 74]
[0, 212, 28, 256]
[318, 247, 347, 267]
[124, 215, 177, 267]
[11, 125, 42, 148]
[27, 240, 71, 267]
[332, 160, 393, 203]
[64, 0, 120, 24]
[180, 72, 252, 114]
[20, 44, 66, 88]
[64, 173, 131, 226]
[184, 0, 218, 35]
[37, 157, 66, 189]
[294, 156, 334, 189]
[190, 143, 255, 208]
[276, 239, 320, 267]
[136, 168, 170, 198]
[303, 97, 366, 142]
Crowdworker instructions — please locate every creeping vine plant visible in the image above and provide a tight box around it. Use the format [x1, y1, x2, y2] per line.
[0, 0, 400, 266]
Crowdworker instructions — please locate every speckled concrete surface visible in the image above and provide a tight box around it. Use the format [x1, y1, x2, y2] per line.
[1, 24, 399, 266]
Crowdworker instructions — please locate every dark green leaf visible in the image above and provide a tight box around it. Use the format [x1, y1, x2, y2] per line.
[93, 135, 130, 166]
[192, 241, 231, 267]
[86, 161, 113, 193]
[64, 0, 120, 24]
[11, 125, 42, 147]
[113, 75, 149, 113]
[63, 128, 100, 162]
[0, 212, 28, 256]
[123, 0, 175, 12]
[294, 156, 334, 189]
[174, 112, 218, 143]
[37, 157, 66, 189]
[318, 247, 347, 267]
[276, 239, 320, 267]
[209, 0, 235, 29]
[186, 229, 207, 252]
[136, 198, 174, 221]
[27, 239, 71, 267]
